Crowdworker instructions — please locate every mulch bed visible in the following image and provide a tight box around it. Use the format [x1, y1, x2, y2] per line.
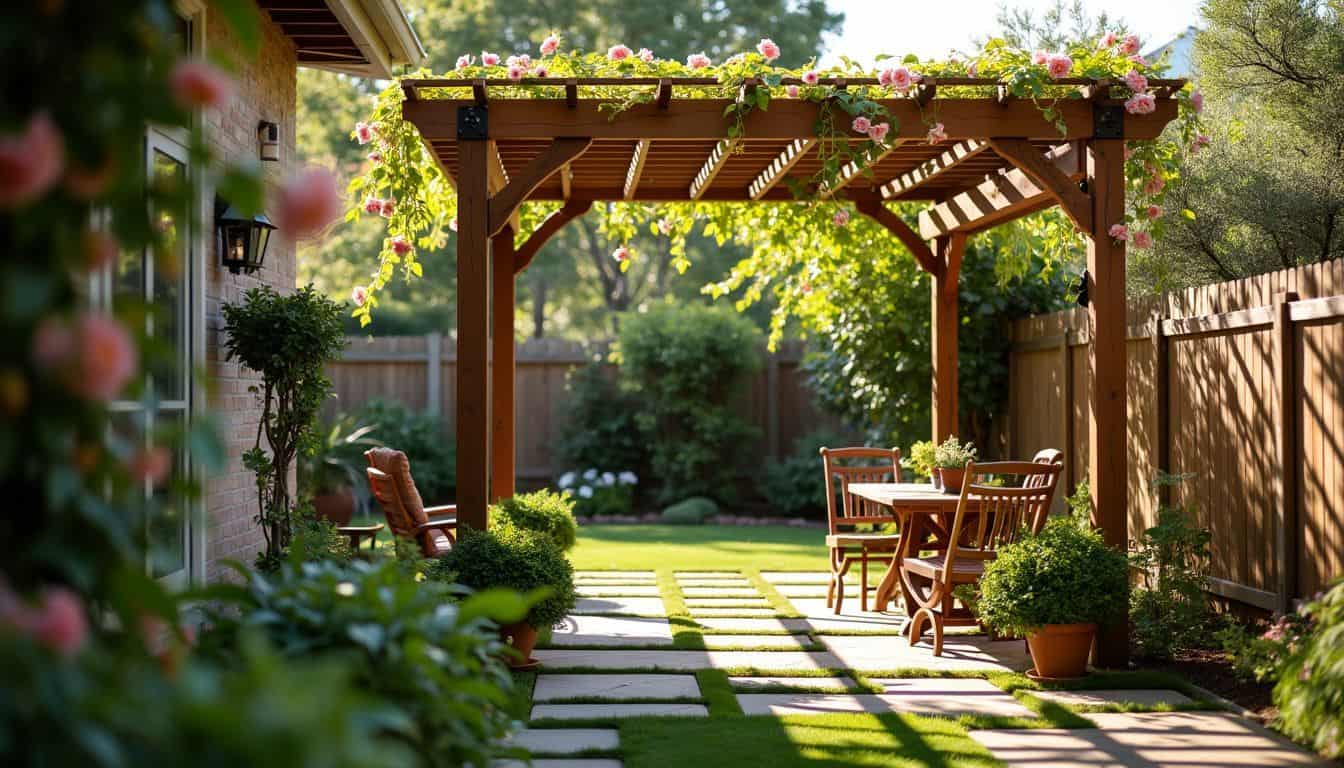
[1143, 647, 1276, 720]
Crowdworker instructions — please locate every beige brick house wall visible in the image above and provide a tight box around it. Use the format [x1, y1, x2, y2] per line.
[201, 6, 298, 581]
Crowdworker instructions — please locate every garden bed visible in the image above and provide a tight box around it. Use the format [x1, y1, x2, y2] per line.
[1142, 647, 1276, 721]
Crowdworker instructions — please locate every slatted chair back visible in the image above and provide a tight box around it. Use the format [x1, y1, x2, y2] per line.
[946, 461, 1063, 562]
[819, 447, 901, 535]
[1026, 448, 1065, 529]
[365, 447, 433, 552]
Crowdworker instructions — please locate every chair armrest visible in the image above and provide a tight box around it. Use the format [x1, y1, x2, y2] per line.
[424, 504, 457, 516]
[414, 516, 457, 534]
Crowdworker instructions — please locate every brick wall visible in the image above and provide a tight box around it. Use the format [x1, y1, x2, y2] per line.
[201, 6, 298, 581]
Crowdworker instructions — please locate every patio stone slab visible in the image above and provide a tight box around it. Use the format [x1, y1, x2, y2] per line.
[549, 615, 674, 647]
[728, 676, 860, 691]
[822, 634, 1031, 672]
[761, 571, 835, 584]
[675, 579, 753, 588]
[533, 649, 844, 672]
[505, 728, 620, 754]
[574, 578, 658, 586]
[673, 571, 744, 579]
[774, 584, 859, 598]
[970, 711, 1330, 767]
[681, 587, 763, 598]
[688, 608, 780, 617]
[531, 703, 708, 720]
[495, 760, 623, 768]
[700, 634, 812, 649]
[572, 597, 666, 616]
[683, 597, 771, 607]
[1028, 689, 1194, 708]
[784, 598, 907, 631]
[695, 618, 815, 633]
[737, 683, 1033, 718]
[576, 571, 654, 578]
[533, 674, 700, 701]
[576, 585, 661, 597]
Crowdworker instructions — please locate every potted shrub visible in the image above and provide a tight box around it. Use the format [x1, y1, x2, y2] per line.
[972, 517, 1129, 679]
[299, 415, 380, 525]
[491, 489, 579, 551]
[431, 525, 576, 669]
[932, 436, 977, 494]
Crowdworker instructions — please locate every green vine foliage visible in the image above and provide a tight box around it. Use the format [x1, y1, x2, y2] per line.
[344, 35, 1204, 325]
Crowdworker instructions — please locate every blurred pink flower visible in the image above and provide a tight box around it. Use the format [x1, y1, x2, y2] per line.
[611, 246, 630, 262]
[1120, 34, 1141, 55]
[540, 35, 560, 56]
[1100, 32, 1118, 48]
[801, 282, 812, 295]
[82, 229, 118, 272]
[169, 59, 234, 111]
[1123, 70, 1148, 92]
[64, 158, 115, 200]
[1190, 91, 1204, 113]
[786, 85, 800, 98]
[354, 121, 374, 145]
[1128, 54, 1148, 67]
[275, 166, 342, 241]
[390, 235, 412, 255]
[127, 444, 171, 487]
[449, 217, 458, 232]
[879, 66, 914, 92]
[927, 122, 947, 143]
[851, 116, 871, 134]
[1146, 205, 1163, 219]
[868, 122, 890, 143]
[507, 64, 526, 81]
[367, 151, 382, 164]
[379, 198, 395, 218]
[1108, 223, 1129, 241]
[1143, 174, 1165, 195]
[1124, 145, 1135, 160]
[507, 54, 532, 68]
[1032, 50, 1048, 65]
[608, 44, 633, 61]
[757, 38, 780, 61]
[657, 218, 673, 235]
[534, 65, 549, 78]
[833, 209, 850, 227]
[31, 316, 75, 373]
[456, 54, 473, 70]
[70, 312, 136, 401]
[1046, 53, 1073, 79]
[1125, 93, 1157, 115]
[1131, 230, 1153, 249]
[352, 285, 368, 306]
[363, 196, 382, 214]
[1195, 134, 1212, 150]
[481, 51, 500, 66]
[687, 52, 711, 69]
[638, 48, 655, 63]
[0, 112, 64, 209]
[29, 588, 88, 658]
[801, 70, 819, 86]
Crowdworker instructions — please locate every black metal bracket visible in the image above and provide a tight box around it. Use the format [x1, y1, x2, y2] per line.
[457, 105, 488, 140]
[1092, 103, 1124, 140]
[1074, 269, 1091, 308]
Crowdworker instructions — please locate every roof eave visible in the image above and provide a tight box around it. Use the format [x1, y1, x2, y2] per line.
[308, 0, 424, 79]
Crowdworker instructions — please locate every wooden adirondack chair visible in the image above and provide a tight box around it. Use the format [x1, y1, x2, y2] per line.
[364, 447, 457, 557]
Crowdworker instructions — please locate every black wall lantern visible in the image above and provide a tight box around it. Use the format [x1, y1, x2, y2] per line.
[216, 197, 276, 275]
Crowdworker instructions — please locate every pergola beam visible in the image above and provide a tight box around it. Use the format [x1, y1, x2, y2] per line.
[748, 138, 814, 199]
[853, 197, 938, 274]
[881, 140, 987, 199]
[689, 138, 739, 199]
[819, 141, 903, 200]
[623, 139, 650, 200]
[987, 138, 1092, 233]
[513, 199, 592, 274]
[917, 142, 1084, 239]
[488, 137, 592, 236]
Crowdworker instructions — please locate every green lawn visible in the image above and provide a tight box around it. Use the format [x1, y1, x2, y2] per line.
[570, 524, 828, 571]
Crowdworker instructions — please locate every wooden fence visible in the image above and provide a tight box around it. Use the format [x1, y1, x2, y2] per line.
[326, 337, 847, 483]
[1008, 259, 1344, 610]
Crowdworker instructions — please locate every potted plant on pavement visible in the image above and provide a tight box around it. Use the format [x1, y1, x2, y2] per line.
[429, 523, 576, 669]
[971, 516, 1129, 680]
[299, 415, 381, 525]
[932, 437, 977, 494]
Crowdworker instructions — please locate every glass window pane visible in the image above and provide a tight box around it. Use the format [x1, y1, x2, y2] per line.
[149, 411, 187, 578]
[150, 148, 187, 400]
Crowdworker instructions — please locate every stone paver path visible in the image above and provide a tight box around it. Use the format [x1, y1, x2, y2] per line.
[533, 674, 699, 701]
[728, 675, 860, 691]
[572, 597, 666, 615]
[1028, 688, 1193, 708]
[822, 633, 1032, 672]
[548, 615, 674, 647]
[532, 703, 709, 720]
[506, 728, 619, 753]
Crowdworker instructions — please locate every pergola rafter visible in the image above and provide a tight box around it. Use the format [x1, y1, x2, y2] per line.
[400, 76, 1184, 668]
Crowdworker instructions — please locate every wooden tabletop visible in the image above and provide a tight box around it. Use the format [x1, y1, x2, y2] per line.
[847, 482, 961, 508]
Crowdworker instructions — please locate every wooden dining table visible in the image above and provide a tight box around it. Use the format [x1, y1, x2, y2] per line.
[845, 482, 974, 614]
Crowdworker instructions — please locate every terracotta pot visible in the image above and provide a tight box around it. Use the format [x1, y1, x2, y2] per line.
[313, 486, 355, 526]
[499, 621, 539, 668]
[1026, 622, 1096, 680]
[937, 467, 966, 495]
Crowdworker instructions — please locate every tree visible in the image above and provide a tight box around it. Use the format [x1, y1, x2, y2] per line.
[987, 0, 1122, 51]
[1133, 0, 1344, 291]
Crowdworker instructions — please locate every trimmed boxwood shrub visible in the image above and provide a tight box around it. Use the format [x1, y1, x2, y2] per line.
[972, 517, 1128, 636]
[490, 489, 578, 552]
[430, 526, 576, 630]
[661, 496, 719, 525]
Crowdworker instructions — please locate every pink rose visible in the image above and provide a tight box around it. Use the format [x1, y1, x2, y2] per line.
[757, 38, 780, 62]
[367, 151, 382, 164]
[390, 235, 412, 255]
[82, 229, 118, 272]
[927, 122, 947, 143]
[354, 121, 374, 145]
[1032, 50, 1048, 65]
[1147, 205, 1163, 219]
[275, 166, 342, 242]
[31, 316, 75, 373]
[1131, 230, 1153, 249]
[1195, 134, 1211, 149]
[851, 116, 872, 134]
[507, 64, 526, 81]
[687, 52, 711, 69]
[1119, 34, 1141, 55]
[127, 445, 171, 487]
[786, 85, 800, 98]
[449, 217, 458, 232]
[868, 122, 890, 143]
[0, 112, 64, 210]
[611, 246, 630, 262]
[64, 158, 114, 200]
[71, 312, 136, 402]
[456, 54, 473, 70]
[540, 35, 560, 56]
[379, 198, 396, 218]
[481, 51, 500, 66]
[352, 285, 368, 307]
[1191, 91, 1204, 113]
[1100, 32, 1118, 48]
[169, 59, 234, 111]
[1123, 70, 1148, 93]
[29, 588, 88, 658]
[506, 54, 531, 68]
[801, 282, 813, 295]
[363, 196, 382, 215]
[879, 66, 913, 92]
[1124, 145, 1134, 160]
[1046, 53, 1072, 80]
[1128, 54, 1148, 67]
[968, 61, 978, 77]
[1144, 174, 1165, 195]
[533, 65, 549, 78]
[1125, 93, 1157, 114]
[833, 209, 850, 227]
[802, 70, 820, 86]
[657, 218, 673, 235]
[638, 48, 654, 63]
[1108, 223, 1129, 241]
[608, 44, 633, 61]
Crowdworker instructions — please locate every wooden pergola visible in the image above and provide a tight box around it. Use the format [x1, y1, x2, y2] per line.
[400, 75, 1183, 666]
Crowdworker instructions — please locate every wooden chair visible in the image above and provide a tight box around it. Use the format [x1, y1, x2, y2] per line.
[903, 459, 1062, 655]
[364, 447, 457, 557]
[820, 447, 902, 614]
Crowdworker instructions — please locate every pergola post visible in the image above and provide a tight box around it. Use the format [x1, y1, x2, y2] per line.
[455, 122, 493, 533]
[1086, 138, 1129, 668]
[490, 225, 517, 502]
[930, 233, 965, 443]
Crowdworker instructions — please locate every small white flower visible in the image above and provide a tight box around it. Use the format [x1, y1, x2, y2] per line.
[583, 468, 598, 481]
[601, 472, 616, 487]
[558, 471, 576, 489]
[578, 485, 594, 498]
[618, 471, 638, 485]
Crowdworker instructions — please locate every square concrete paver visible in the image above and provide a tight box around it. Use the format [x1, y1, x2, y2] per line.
[533, 674, 700, 701]
[737, 686, 1033, 718]
[684, 597, 771, 608]
[729, 676, 860, 691]
[576, 571, 654, 579]
[696, 618, 814, 633]
[761, 571, 835, 584]
[495, 760, 623, 768]
[971, 711, 1330, 767]
[681, 587, 763, 598]
[576, 585, 661, 597]
[822, 634, 1031, 672]
[689, 608, 780, 617]
[674, 571, 744, 579]
[572, 597, 666, 616]
[701, 634, 811, 649]
[784, 598, 907, 632]
[774, 584, 859, 598]
[549, 615, 674, 647]
[1029, 689, 1194, 708]
[676, 579, 753, 589]
[531, 703, 708, 720]
[533, 649, 844, 672]
[506, 728, 620, 754]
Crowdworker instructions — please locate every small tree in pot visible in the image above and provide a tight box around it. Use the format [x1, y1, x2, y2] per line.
[971, 516, 1128, 679]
